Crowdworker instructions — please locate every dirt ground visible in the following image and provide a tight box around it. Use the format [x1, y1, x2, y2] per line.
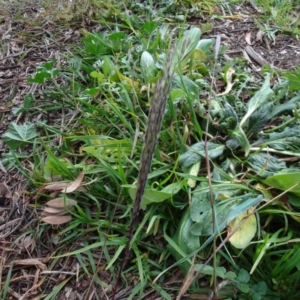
[1, 1, 300, 299]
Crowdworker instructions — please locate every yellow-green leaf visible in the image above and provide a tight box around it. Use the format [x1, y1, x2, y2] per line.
[228, 208, 257, 249]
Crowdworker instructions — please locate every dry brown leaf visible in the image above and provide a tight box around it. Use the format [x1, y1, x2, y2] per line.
[64, 171, 84, 193]
[245, 32, 252, 45]
[256, 30, 264, 42]
[42, 215, 72, 225]
[43, 206, 68, 215]
[13, 259, 47, 271]
[0, 182, 12, 198]
[46, 197, 77, 208]
[18, 235, 36, 253]
[44, 172, 84, 193]
[44, 182, 70, 191]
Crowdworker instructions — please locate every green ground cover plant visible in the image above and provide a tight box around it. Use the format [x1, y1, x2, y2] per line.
[1, 0, 300, 299]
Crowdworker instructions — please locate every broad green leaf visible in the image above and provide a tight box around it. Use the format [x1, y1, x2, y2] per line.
[190, 189, 211, 223]
[222, 102, 238, 130]
[237, 283, 250, 293]
[190, 193, 262, 236]
[240, 74, 273, 127]
[175, 27, 201, 68]
[247, 103, 273, 135]
[106, 32, 128, 52]
[170, 209, 200, 274]
[284, 70, 300, 91]
[248, 153, 286, 178]
[237, 268, 250, 283]
[28, 60, 60, 83]
[179, 141, 225, 169]
[90, 71, 105, 83]
[84, 87, 102, 96]
[83, 33, 110, 56]
[102, 56, 115, 77]
[263, 172, 300, 196]
[226, 138, 240, 150]
[268, 126, 300, 141]
[141, 20, 159, 34]
[82, 138, 132, 162]
[253, 281, 268, 295]
[228, 208, 257, 249]
[200, 23, 213, 34]
[224, 271, 237, 280]
[140, 51, 155, 82]
[288, 193, 300, 207]
[261, 126, 300, 152]
[172, 74, 199, 102]
[170, 89, 186, 103]
[2, 122, 38, 149]
[196, 38, 214, 54]
[161, 181, 184, 194]
[128, 187, 172, 209]
[195, 264, 226, 278]
[193, 49, 207, 63]
[270, 94, 300, 118]
[12, 93, 36, 115]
